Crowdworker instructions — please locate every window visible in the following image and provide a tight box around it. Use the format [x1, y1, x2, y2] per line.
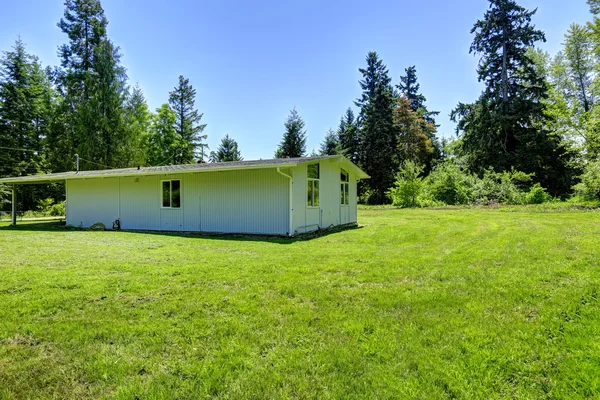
[341, 169, 349, 205]
[307, 163, 320, 207]
[162, 180, 181, 208]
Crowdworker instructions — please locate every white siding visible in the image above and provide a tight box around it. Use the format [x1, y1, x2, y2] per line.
[65, 161, 359, 236]
[66, 168, 289, 235]
[66, 178, 120, 228]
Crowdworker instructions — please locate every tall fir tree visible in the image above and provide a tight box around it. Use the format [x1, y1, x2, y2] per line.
[168, 75, 207, 164]
[209, 134, 243, 162]
[396, 66, 442, 168]
[124, 84, 151, 166]
[451, 0, 574, 195]
[275, 108, 307, 158]
[319, 129, 340, 155]
[355, 51, 396, 204]
[394, 96, 435, 167]
[146, 104, 180, 166]
[52, 0, 131, 171]
[337, 108, 360, 163]
[0, 39, 55, 210]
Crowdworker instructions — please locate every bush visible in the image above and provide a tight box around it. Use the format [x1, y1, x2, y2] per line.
[471, 169, 531, 205]
[422, 162, 474, 205]
[388, 161, 424, 208]
[525, 183, 552, 204]
[36, 198, 66, 217]
[573, 160, 600, 201]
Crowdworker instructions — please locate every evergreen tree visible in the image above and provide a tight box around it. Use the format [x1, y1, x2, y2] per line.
[209, 134, 243, 162]
[355, 51, 396, 204]
[0, 39, 54, 210]
[168, 75, 207, 164]
[319, 128, 340, 155]
[53, 0, 131, 171]
[124, 84, 151, 166]
[146, 104, 179, 166]
[396, 66, 442, 167]
[451, 0, 574, 195]
[394, 96, 435, 166]
[275, 108, 307, 158]
[337, 108, 360, 163]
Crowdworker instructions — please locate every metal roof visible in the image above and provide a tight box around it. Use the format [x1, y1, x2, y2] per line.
[0, 155, 369, 185]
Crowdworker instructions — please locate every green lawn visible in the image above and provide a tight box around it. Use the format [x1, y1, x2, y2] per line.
[1, 207, 600, 399]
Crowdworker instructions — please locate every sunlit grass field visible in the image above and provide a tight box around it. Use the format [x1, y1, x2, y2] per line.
[1, 207, 600, 399]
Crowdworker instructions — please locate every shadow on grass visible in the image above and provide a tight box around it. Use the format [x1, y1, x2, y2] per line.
[0, 221, 363, 244]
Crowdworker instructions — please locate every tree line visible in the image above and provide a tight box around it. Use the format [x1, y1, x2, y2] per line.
[2, 0, 600, 211]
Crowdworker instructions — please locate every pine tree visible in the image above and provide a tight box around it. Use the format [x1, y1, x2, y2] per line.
[451, 0, 574, 195]
[146, 104, 180, 166]
[209, 134, 243, 162]
[394, 96, 435, 166]
[355, 51, 396, 204]
[168, 75, 207, 164]
[275, 108, 307, 158]
[53, 0, 131, 171]
[124, 84, 151, 166]
[337, 108, 360, 163]
[319, 129, 340, 155]
[0, 39, 54, 210]
[396, 66, 442, 167]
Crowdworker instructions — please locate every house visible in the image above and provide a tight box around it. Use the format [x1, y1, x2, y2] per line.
[1, 156, 369, 236]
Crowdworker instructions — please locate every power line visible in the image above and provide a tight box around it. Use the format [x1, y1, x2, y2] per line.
[0, 146, 39, 153]
[78, 157, 116, 170]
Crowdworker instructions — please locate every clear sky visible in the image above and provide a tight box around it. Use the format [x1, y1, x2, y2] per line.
[0, 0, 592, 160]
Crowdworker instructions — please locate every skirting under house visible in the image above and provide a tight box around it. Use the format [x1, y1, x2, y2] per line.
[1, 156, 369, 236]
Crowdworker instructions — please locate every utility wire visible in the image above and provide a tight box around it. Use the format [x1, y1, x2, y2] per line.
[77, 157, 116, 170]
[0, 146, 39, 153]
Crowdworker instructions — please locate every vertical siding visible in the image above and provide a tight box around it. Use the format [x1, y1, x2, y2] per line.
[183, 169, 289, 235]
[119, 175, 161, 230]
[66, 178, 120, 228]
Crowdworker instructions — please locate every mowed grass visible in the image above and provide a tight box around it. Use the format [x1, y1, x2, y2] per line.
[1, 208, 600, 399]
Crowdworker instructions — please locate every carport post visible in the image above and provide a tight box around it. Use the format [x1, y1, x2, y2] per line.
[11, 185, 16, 226]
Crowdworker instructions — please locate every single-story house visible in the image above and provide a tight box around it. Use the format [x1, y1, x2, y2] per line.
[1, 155, 369, 236]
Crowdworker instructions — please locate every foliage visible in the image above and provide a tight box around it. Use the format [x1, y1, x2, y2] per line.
[37, 198, 66, 216]
[52, 0, 132, 171]
[337, 108, 360, 163]
[422, 162, 474, 205]
[275, 108, 307, 158]
[168, 75, 208, 163]
[387, 160, 424, 207]
[451, 0, 575, 196]
[319, 129, 340, 156]
[124, 85, 151, 167]
[525, 183, 553, 204]
[574, 159, 600, 200]
[146, 104, 180, 167]
[394, 96, 435, 167]
[355, 51, 397, 204]
[209, 134, 243, 162]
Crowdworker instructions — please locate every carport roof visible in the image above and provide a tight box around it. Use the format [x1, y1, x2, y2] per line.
[0, 155, 369, 185]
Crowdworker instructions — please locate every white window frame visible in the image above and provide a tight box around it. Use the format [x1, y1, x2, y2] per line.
[161, 179, 182, 209]
[341, 169, 349, 206]
[307, 163, 320, 208]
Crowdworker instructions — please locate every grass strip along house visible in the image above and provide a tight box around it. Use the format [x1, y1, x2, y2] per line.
[1, 156, 368, 236]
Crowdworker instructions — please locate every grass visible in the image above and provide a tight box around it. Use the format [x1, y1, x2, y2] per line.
[1, 207, 600, 399]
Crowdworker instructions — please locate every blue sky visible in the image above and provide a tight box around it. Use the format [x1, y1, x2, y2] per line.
[0, 0, 592, 160]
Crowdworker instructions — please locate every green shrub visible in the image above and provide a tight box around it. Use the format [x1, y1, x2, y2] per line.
[423, 162, 474, 205]
[573, 160, 600, 200]
[471, 169, 531, 205]
[525, 183, 552, 204]
[388, 161, 424, 208]
[49, 201, 66, 216]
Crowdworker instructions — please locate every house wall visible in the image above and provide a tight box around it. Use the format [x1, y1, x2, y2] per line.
[290, 158, 358, 235]
[66, 168, 290, 235]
